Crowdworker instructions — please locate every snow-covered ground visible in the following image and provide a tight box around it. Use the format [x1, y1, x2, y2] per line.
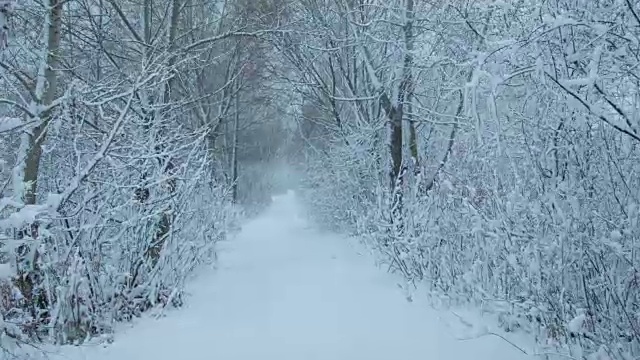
[43, 191, 533, 360]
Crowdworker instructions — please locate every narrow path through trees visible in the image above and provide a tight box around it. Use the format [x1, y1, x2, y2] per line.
[49, 192, 533, 360]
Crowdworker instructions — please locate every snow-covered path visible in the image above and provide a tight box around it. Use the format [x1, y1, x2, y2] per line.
[57, 192, 533, 360]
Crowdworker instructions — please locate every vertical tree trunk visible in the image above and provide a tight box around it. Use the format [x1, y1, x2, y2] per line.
[13, 0, 63, 328]
[401, 0, 415, 161]
[22, 0, 63, 206]
[389, 109, 403, 193]
[404, 0, 418, 176]
[96, 0, 103, 81]
[390, 0, 415, 217]
[408, 101, 419, 173]
[231, 82, 239, 203]
[143, 0, 152, 44]
[147, 0, 181, 266]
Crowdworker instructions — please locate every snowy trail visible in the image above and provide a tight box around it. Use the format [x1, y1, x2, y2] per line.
[56, 191, 533, 360]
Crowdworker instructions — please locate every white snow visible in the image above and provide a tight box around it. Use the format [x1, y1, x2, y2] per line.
[0, 117, 21, 132]
[568, 313, 587, 334]
[0, 263, 13, 279]
[46, 191, 533, 360]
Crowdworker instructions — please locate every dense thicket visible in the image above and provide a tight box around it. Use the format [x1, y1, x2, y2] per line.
[278, 1, 640, 359]
[0, 0, 283, 349]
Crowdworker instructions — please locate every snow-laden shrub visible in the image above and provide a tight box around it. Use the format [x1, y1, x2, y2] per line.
[0, 69, 239, 346]
[302, 121, 640, 359]
[298, 129, 384, 235]
[295, 1, 640, 359]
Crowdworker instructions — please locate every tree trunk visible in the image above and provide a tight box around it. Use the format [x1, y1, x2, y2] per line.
[231, 82, 239, 203]
[401, 0, 415, 163]
[13, 0, 63, 330]
[389, 109, 403, 197]
[147, 0, 181, 267]
[390, 0, 415, 219]
[22, 0, 63, 206]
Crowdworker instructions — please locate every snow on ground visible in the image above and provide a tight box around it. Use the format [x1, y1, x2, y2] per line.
[45, 191, 534, 360]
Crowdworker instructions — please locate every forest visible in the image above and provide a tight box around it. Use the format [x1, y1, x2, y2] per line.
[0, 0, 639, 359]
